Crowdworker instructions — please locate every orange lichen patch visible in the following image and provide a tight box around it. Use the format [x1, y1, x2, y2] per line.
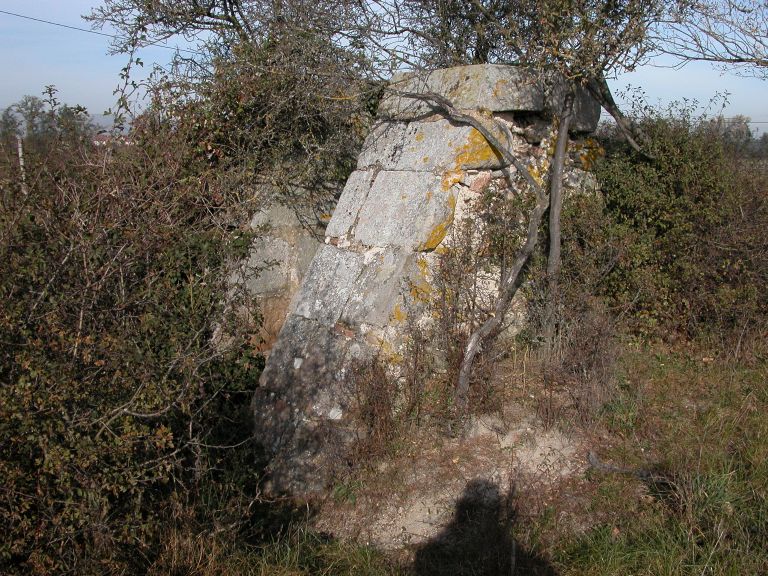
[547, 138, 559, 157]
[417, 193, 457, 252]
[392, 302, 407, 323]
[454, 128, 502, 170]
[441, 169, 463, 191]
[576, 137, 605, 170]
[410, 257, 433, 302]
[410, 282, 431, 302]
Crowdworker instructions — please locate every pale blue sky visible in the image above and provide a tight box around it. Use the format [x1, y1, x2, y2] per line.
[1, 1, 766, 132]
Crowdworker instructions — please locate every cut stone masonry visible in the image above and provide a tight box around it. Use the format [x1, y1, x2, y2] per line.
[251, 64, 600, 494]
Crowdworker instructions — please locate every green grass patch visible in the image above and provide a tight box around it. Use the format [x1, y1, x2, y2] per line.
[554, 344, 768, 575]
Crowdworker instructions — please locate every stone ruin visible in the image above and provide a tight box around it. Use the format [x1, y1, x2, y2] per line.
[248, 64, 601, 494]
[241, 203, 326, 352]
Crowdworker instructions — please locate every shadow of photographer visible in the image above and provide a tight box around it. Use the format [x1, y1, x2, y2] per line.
[413, 478, 558, 576]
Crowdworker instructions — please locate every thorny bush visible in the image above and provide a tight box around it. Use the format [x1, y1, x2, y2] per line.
[0, 94, 263, 574]
[594, 105, 768, 342]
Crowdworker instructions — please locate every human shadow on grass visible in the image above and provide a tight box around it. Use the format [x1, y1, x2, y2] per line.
[412, 479, 558, 576]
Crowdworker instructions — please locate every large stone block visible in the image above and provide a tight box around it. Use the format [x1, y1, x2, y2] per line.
[353, 170, 458, 250]
[341, 247, 416, 328]
[380, 65, 544, 117]
[379, 64, 600, 132]
[325, 169, 375, 239]
[546, 76, 602, 133]
[355, 121, 410, 170]
[291, 244, 365, 325]
[245, 203, 323, 296]
[240, 202, 324, 351]
[253, 314, 369, 493]
[357, 119, 505, 173]
[244, 237, 295, 295]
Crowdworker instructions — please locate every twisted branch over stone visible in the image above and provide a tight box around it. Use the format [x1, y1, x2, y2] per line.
[388, 89, 551, 411]
[393, 89, 545, 194]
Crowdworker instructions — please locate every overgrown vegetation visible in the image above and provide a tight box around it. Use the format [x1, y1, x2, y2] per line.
[2, 1, 767, 569]
[0, 88, 273, 573]
[595, 106, 768, 341]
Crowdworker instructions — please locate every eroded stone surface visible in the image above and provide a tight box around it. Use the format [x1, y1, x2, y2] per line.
[354, 171, 458, 250]
[253, 314, 369, 492]
[357, 120, 506, 173]
[325, 169, 376, 239]
[292, 245, 365, 325]
[380, 65, 545, 117]
[253, 64, 599, 494]
[341, 247, 417, 327]
[379, 64, 600, 132]
[240, 203, 324, 350]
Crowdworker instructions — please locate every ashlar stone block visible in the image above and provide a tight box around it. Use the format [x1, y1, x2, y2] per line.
[353, 170, 458, 251]
[325, 169, 375, 239]
[379, 64, 600, 132]
[291, 245, 365, 325]
[341, 247, 417, 328]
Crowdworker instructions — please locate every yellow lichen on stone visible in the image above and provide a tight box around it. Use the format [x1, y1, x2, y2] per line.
[417, 256, 429, 276]
[392, 302, 407, 323]
[415, 132, 425, 142]
[546, 136, 558, 157]
[441, 169, 463, 191]
[370, 335, 403, 365]
[576, 137, 605, 171]
[417, 193, 457, 251]
[528, 159, 549, 187]
[454, 128, 501, 169]
[410, 256, 433, 302]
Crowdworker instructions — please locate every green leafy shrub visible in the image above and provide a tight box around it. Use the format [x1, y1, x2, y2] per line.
[593, 107, 768, 340]
[0, 95, 262, 574]
[151, 37, 377, 214]
[0, 35, 377, 568]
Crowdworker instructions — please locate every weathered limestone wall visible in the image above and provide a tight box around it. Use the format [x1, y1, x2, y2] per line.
[242, 203, 325, 351]
[252, 64, 600, 493]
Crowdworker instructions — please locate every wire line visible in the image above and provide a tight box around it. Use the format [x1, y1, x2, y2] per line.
[0, 9, 205, 56]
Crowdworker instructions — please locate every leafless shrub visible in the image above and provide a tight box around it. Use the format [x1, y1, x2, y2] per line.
[350, 359, 398, 460]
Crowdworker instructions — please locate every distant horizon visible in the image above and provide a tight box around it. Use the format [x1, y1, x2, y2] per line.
[1, 1, 766, 136]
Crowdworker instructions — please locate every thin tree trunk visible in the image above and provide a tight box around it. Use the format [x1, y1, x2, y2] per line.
[391, 89, 550, 413]
[454, 176, 548, 411]
[586, 74, 651, 157]
[543, 91, 575, 346]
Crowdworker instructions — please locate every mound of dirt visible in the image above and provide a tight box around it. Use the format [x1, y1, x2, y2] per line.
[315, 408, 586, 557]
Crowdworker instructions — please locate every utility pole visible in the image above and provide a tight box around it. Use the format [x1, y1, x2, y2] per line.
[16, 134, 28, 196]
